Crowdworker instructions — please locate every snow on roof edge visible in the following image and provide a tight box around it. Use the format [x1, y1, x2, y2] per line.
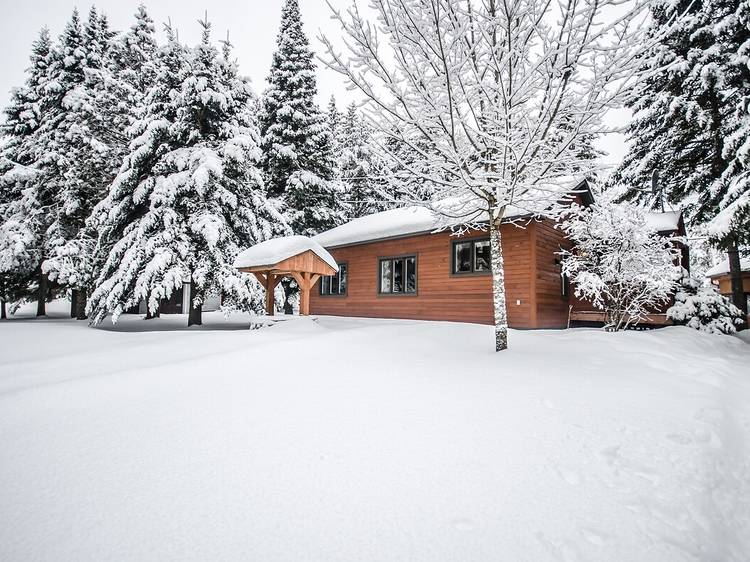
[233, 235, 339, 272]
[644, 211, 682, 233]
[313, 204, 533, 249]
[704, 257, 750, 278]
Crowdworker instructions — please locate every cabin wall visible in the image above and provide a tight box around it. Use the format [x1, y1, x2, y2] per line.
[309, 224, 538, 327]
[533, 220, 572, 328]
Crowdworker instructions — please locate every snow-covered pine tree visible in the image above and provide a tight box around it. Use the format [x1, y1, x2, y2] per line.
[0, 27, 55, 316]
[259, 0, 342, 236]
[88, 18, 287, 327]
[707, 0, 750, 325]
[612, 0, 750, 322]
[667, 271, 744, 334]
[32, 8, 128, 319]
[108, 5, 158, 127]
[338, 102, 389, 218]
[326, 95, 342, 155]
[611, 0, 724, 220]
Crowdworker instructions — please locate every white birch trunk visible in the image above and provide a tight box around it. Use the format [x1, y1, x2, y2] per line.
[489, 214, 508, 351]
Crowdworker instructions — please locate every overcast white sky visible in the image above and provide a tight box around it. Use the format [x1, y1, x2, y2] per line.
[0, 0, 629, 166]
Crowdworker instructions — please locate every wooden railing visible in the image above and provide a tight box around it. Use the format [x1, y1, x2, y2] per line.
[569, 310, 672, 326]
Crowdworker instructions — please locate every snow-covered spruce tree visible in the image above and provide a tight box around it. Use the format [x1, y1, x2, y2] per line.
[560, 198, 681, 331]
[108, 5, 158, 128]
[0, 27, 55, 316]
[322, 0, 656, 350]
[611, 0, 750, 322]
[88, 19, 287, 327]
[338, 102, 390, 218]
[667, 271, 744, 334]
[33, 8, 128, 319]
[326, 95, 342, 155]
[259, 0, 342, 236]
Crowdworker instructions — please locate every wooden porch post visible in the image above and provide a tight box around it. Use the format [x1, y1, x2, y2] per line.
[252, 271, 277, 316]
[293, 272, 321, 316]
[266, 272, 275, 316]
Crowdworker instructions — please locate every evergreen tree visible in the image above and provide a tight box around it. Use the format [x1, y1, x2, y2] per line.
[326, 94, 342, 154]
[40, 8, 127, 319]
[88, 19, 287, 327]
[109, 5, 158, 126]
[611, 0, 750, 320]
[338, 102, 389, 218]
[0, 27, 55, 316]
[259, 0, 342, 236]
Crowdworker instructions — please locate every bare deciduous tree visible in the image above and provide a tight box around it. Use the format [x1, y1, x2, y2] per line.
[321, 0, 663, 350]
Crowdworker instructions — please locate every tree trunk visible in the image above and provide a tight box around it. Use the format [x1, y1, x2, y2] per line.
[188, 281, 202, 326]
[728, 243, 748, 330]
[36, 270, 47, 317]
[70, 289, 78, 318]
[1, 300, 6, 320]
[489, 215, 508, 351]
[282, 279, 294, 315]
[75, 288, 88, 320]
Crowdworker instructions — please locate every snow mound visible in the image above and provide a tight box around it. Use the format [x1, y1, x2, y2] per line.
[234, 235, 338, 271]
[705, 257, 750, 278]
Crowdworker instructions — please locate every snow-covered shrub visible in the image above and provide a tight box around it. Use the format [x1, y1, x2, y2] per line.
[667, 273, 743, 334]
[560, 199, 681, 331]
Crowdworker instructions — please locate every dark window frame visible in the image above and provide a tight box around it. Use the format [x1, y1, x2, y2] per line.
[319, 262, 348, 297]
[378, 254, 418, 296]
[451, 237, 491, 276]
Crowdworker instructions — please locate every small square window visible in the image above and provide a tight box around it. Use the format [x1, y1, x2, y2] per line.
[452, 238, 490, 275]
[379, 256, 417, 294]
[320, 263, 347, 296]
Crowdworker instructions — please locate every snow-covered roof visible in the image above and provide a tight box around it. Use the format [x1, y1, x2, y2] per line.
[234, 235, 338, 271]
[644, 211, 682, 233]
[705, 257, 750, 278]
[314, 202, 527, 248]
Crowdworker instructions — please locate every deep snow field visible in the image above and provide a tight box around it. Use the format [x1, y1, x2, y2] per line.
[1, 300, 749, 562]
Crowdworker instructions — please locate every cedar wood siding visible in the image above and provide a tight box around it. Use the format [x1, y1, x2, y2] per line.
[309, 220, 571, 328]
[533, 219, 573, 328]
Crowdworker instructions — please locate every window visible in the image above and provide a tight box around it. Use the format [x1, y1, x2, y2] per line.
[379, 256, 417, 294]
[561, 272, 569, 298]
[452, 238, 490, 274]
[320, 263, 347, 296]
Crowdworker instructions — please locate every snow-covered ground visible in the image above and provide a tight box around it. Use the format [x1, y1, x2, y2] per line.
[1, 300, 749, 562]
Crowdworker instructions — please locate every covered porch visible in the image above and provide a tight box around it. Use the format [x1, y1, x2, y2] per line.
[233, 235, 338, 316]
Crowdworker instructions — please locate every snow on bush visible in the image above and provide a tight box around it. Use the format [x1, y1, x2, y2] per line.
[560, 198, 681, 331]
[667, 272, 743, 334]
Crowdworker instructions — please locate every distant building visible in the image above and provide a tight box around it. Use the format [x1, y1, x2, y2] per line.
[706, 258, 750, 319]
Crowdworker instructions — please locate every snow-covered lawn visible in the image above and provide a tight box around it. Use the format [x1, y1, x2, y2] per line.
[1, 301, 749, 562]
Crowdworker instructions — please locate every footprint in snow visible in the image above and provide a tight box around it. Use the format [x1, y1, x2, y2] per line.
[581, 527, 608, 546]
[666, 432, 693, 445]
[554, 465, 581, 486]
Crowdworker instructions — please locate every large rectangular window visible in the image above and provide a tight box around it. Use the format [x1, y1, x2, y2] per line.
[379, 256, 417, 294]
[320, 263, 347, 296]
[452, 238, 490, 274]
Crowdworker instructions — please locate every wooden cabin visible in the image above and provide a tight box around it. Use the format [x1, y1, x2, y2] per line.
[706, 258, 750, 324]
[306, 186, 687, 329]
